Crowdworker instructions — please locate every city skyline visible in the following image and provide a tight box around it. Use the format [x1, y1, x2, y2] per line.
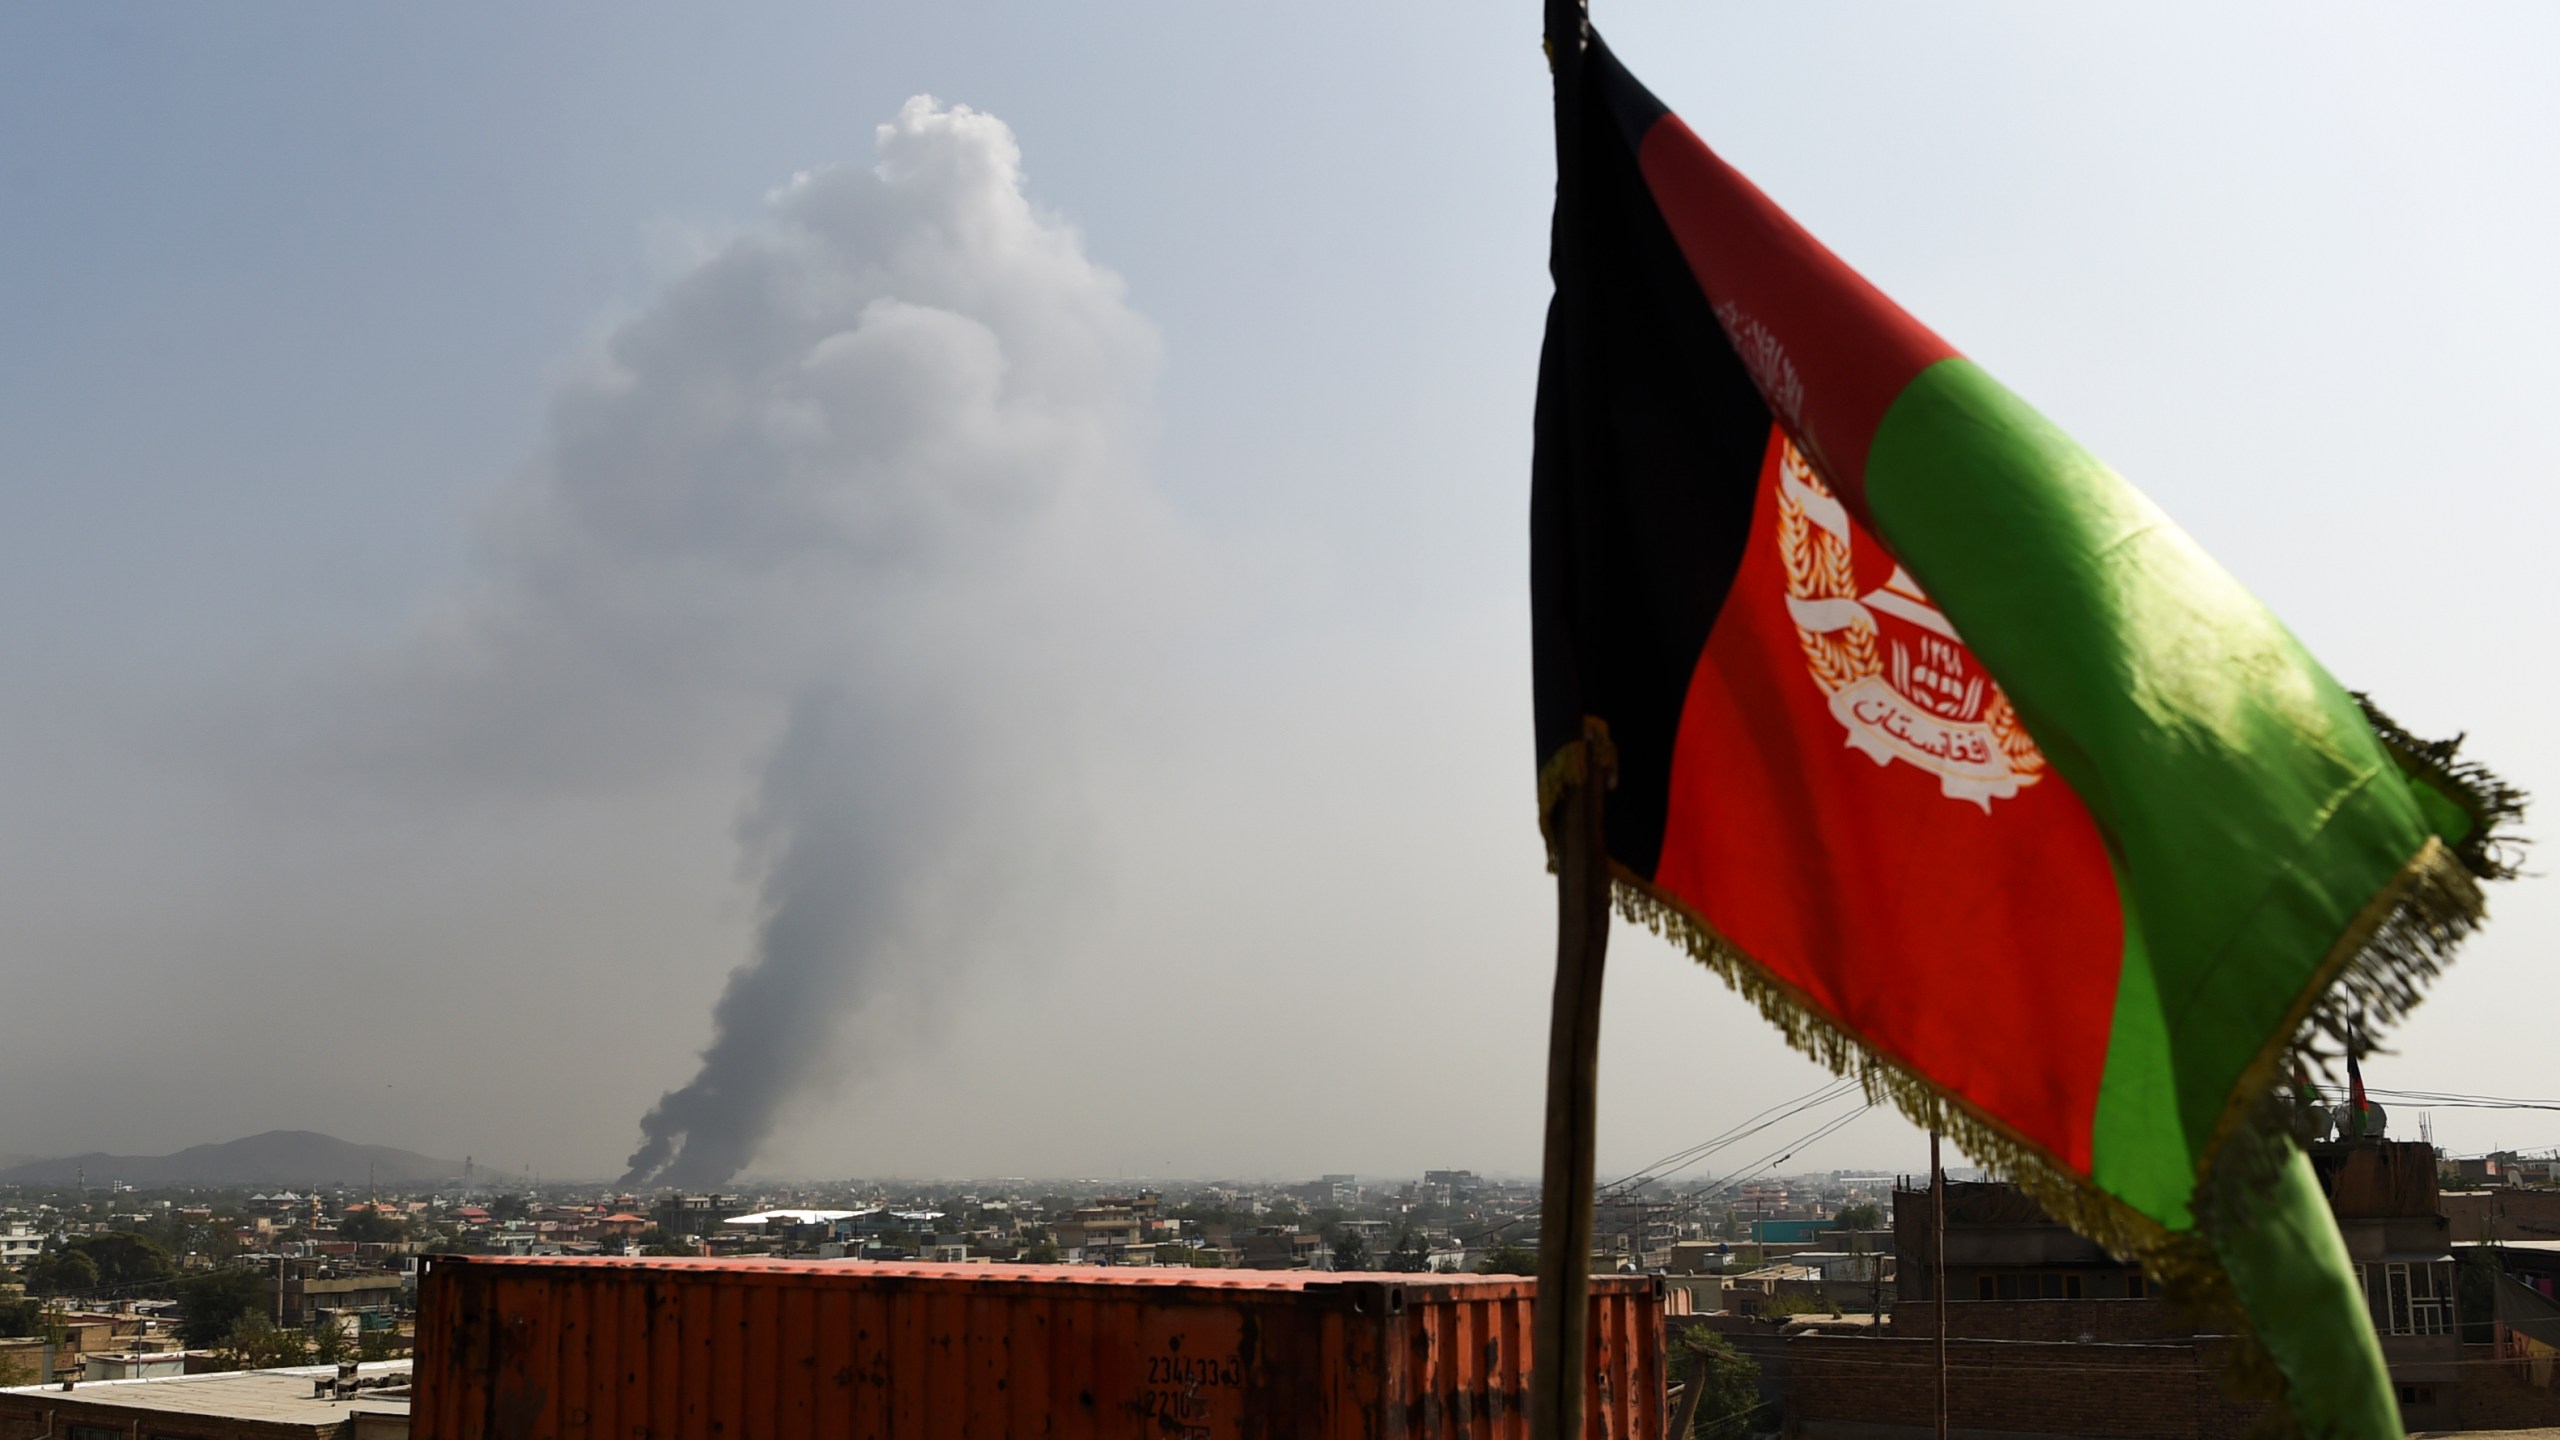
[2, 2, 2552, 1185]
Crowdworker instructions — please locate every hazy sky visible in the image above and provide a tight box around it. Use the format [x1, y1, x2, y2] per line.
[1, 3, 2553, 1186]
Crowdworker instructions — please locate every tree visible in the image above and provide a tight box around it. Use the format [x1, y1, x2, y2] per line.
[1830, 1203, 1882, 1233]
[177, 1268, 271, 1348]
[1474, 1243, 1538, 1276]
[70, 1232, 174, 1290]
[357, 1328, 399, 1362]
[1167, 1199, 1245, 1228]
[221, 1315, 310, 1371]
[340, 1208, 407, 1244]
[1671, 1328, 1764, 1439]
[486, 1194, 531, 1223]
[310, 1321, 354, 1364]
[0, 1295, 42, 1337]
[1329, 1229, 1370, 1273]
[1384, 1229, 1434, 1274]
[23, 1248, 99, 1297]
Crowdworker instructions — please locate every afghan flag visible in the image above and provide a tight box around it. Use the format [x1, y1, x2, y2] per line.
[1530, 25, 2521, 1438]
[2347, 1040, 2373, 1141]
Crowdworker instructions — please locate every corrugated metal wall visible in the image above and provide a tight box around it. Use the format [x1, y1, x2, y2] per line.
[416, 1256, 1663, 1440]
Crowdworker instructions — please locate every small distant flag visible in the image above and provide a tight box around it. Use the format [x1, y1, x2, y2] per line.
[1531, 23, 2520, 1438]
[2347, 1039, 2372, 1142]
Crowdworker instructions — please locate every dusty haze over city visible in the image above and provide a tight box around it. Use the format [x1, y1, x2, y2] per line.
[1, 3, 2553, 1185]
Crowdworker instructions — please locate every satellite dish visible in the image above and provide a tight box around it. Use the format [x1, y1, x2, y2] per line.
[2303, 1103, 2333, 1143]
[2366, 1102, 2388, 1138]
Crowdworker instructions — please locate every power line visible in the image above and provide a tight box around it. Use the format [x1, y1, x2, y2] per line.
[1606, 1078, 1863, 1195]
[1452, 1096, 1875, 1250]
[1682, 1105, 1874, 1201]
[2333, 1085, 2560, 1114]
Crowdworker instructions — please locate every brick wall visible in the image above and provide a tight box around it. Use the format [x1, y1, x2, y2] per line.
[2442, 1188, 2560, 1244]
[1888, 1298, 2196, 1343]
[1785, 1333, 2267, 1439]
[1669, 1315, 1789, 1426]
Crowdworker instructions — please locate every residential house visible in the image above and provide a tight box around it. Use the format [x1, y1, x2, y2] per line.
[1233, 1229, 1325, 1270]
[0, 1229, 40, 1270]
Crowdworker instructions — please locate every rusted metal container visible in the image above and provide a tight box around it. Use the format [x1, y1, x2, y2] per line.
[415, 1255, 1665, 1439]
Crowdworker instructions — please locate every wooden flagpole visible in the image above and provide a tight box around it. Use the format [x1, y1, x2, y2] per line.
[1932, 1130, 1949, 1440]
[1531, 721, 1613, 1440]
[1533, 2, 1599, 1434]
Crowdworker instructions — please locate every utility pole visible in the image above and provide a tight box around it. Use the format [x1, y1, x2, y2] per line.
[1870, 1234, 1884, 1328]
[1932, 1131, 1948, 1440]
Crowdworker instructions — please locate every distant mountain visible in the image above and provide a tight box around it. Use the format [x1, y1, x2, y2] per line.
[0, 1131, 462, 1188]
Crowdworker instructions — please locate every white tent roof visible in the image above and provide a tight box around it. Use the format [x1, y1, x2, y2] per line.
[720, 1209, 862, 1227]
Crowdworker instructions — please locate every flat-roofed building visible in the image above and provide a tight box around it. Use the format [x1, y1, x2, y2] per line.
[0, 1361, 408, 1439]
[0, 1228, 41, 1269]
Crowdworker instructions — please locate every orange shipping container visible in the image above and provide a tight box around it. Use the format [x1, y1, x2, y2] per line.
[415, 1255, 1666, 1439]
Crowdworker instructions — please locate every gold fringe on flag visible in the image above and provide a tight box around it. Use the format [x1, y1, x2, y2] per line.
[1536, 703, 2521, 1435]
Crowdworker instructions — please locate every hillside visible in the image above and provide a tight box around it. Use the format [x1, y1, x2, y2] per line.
[0, 1131, 462, 1188]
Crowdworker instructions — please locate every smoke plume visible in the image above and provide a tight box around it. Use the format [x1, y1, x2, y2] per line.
[380, 97, 1166, 1189]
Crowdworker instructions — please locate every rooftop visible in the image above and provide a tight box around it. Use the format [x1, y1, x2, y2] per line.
[2, 1361, 410, 1426]
[722, 1208, 862, 1226]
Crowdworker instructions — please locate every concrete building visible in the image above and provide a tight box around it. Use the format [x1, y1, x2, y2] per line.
[1233, 1228, 1325, 1270]
[2442, 1187, 2560, 1244]
[267, 1264, 404, 1330]
[1895, 1178, 2154, 1302]
[1054, 1205, 1140, 1259]
[0, 1362, 408, 1440]
[650, 1194, 746, 1236]
[1594, 1196, 1677, 1271]
[2312, 1139, 2461, 1421]
[80, 1351, 188, 1381]
[1293, 1176, 1357, 1208]
[1845, 1139, 2549, 1436]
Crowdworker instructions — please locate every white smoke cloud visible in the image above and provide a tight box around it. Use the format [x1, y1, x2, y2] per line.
[361, 96, 1173, 1188]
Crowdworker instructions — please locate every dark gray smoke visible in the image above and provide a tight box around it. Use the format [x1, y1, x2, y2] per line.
[594, 99, 1162, 1188]
[621, 679, 1052, 1189]
[359, 96, 1164, 1190]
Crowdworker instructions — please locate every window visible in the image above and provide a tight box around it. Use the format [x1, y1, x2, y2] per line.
[1977, 1271, 2085, 1300]
[2360, 1262, 2454, 1337]
[2126, 1272, 2148, 1299]
[70, 1428, 124, 1440]
[2408, 1263, 2453, 1336]
[2396, 1383, 2436, 1408]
